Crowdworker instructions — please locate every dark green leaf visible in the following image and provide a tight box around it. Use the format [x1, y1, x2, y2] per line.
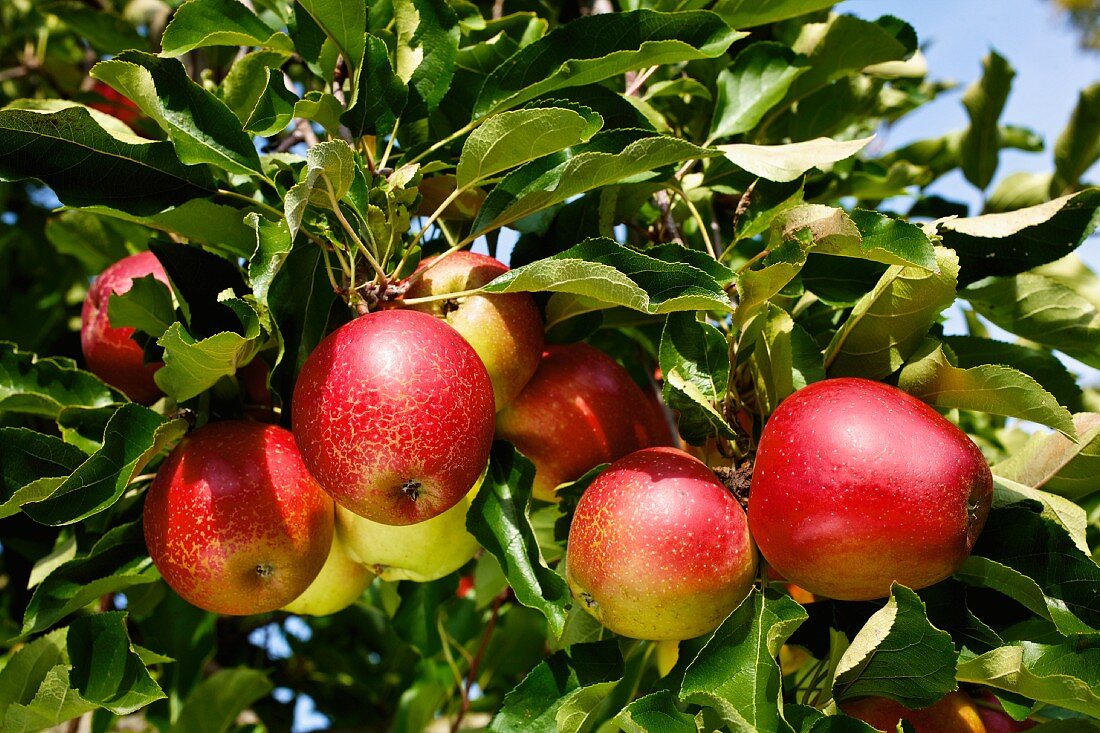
[489, 655, 579, 733]
[615, 691, 696, 733]
[0, 107, 215, 216]
[710, 42, 809, 141]
[39, 1, 149, 55]
[709, 0, 838, 28]
[467, 443, 570, 638]
[296, 0, 366, 81]
[245, 69, 298, 136]
[960, 50, 1016, 190]
[956, 642, 1100, 718]
[161, 0, 293, 55]
[1053, 82, 1100, 192]
[170, 668, 274, 733]
[0, 429, 87, 520]
[108, 275, 176, 339]
[392, 576, 460, 657]
[395, 0, 460, 115]
[660, 312, 734, 444]
[68, 612, 164, 715]
[0, 342, 119, 420]
[342, 34, 409, 137]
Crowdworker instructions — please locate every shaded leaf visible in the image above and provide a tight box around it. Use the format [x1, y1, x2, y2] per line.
[342, 35, 409, 138]
[67, 612, 164, 715]
[960, 50, 1016, 190]
[660, 312, 734, 444]
[395, 0, 460, 115]
[956, 642, 1100, 718]
[0, 342, 119, 420]
[1053, 82, 1100, 192]
[993, 413, 1100, 500]
[171, 668, 273, 733]
[710, 42, 809, 141]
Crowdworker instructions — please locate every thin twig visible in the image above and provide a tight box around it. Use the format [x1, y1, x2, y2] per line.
[451, 593, 506, 733]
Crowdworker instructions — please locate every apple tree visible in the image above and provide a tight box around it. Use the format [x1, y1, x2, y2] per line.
[0, 0, 1098, 731]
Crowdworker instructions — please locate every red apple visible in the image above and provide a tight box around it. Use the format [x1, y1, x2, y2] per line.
[843, 692, 987, 733]
[81, 251, 169, 404]
[88, 81, 142, 126]
[974, 691, 1036, 732]
[403, 251, 543, 410]
[496, 343, 666, 502]
[748, 378, 992, 601]
[566, 447, 757, 640]
[144, 421, 334, 615]
[292, 309, 495, 525]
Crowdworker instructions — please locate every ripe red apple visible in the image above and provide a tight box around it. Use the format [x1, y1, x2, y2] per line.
[88, 81, 142, 126]
[566, 447, 757, 640]
[974, 691, 1036, 732]
[748, 378, 993, 601]
[81, 251, 169, 404]
[496, 343, 666, 502]
[144, 421, 334, 615]
[292, 309, 495, 525]
[403, 251, 543, 410]
[843, 692, 987, 733]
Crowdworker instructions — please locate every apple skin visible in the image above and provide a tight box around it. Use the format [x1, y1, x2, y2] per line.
[144, 421, 334, 615]
[747, 378, 993, 601]
[404, 251, 543, 411]
[81, 251, 169, 404]
[293, 309, 496, 525]
[282, 519, 373, 616]
[496, 343, 666, 502]
[566, 447, 757, 641]
[843, 692, 987, 733]
[336, 472, 483, 582]
[88, 81, 142, 126]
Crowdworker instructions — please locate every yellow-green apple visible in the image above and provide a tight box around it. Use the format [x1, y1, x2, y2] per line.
[566, 447, 757, 640]
[336, 473, 483, 582]
[748, 378, 993, 601]
[81, 251, 169, 404]
[496, 343, 668, 502]
[843, 692, 988, 733]
[144, 421, 334, 615]
[403, 251, 543, 410]
[282, 519, 373, 616]
[293, 309, 495, 525]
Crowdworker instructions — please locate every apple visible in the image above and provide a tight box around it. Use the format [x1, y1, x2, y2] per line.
[336, 472, 483, 582]
[282, 519, 373, 616]
[843, 692, 987, 733]
[144, 421, 334, 615]
[496, 343, 667, 502]
[293, 309, 495, 525]
[403, 251, 543, 410]
[747, 378, 993, 601]
[566, 447, 757, 641]
[88, 81, 142, 126]
[974, 691, 1036, 732]
[81, 251, 170, 404]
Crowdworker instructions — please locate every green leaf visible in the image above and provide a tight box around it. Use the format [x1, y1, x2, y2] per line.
[0, 429, 86, 520]
[294, 91, 344, 136]
[489, 656, 580, 733]
[777, 205, 937, 269]
[898, 339, 1076, 438]
[43, 210, 140, 275]
[219, 49, 293, 124]
[342, 34, 409, 138]
[472, 130, 720, 235]
[83, 200, 258, 261]
[284, 140, 357, 239]
[91, 52, 263, 177]
[474, 10, 744, 116]
[23, 522, 159, 636]
[747, 303, 825, 416]
[660, 312, 734, 444]
[960, 50, 1016, 190]
[555, 680, 618, 733]
[21, 404, 186, 526]
[825, 247, 960, 379]
[709, 0, 839, 28]
[0, 342, 119, 420]
[962, 272, 1100, 370]
[831, 585, 957, 708]
[457, 108, 600, 188]
[944, 335, 1082, 412]
[938, 189, 1100, 285]
[392, 576, 460, 657]
[710, 42, 809, 141]
[986, 171, 1055, 214]
[395, 0, 460, 115]
[957, 503, 1100, 635]
[155, 303, 264, 403]
[296, 0, 366, 82]
[681, 590, 808, 732]
[0, 107, 215, 215]
[615, 691, 697, 733]
[171, 668, 273, 733]
[734, 238, 808, 327]
[956, 642, 1100, 718]
[468, 444, 570, 639]
[108, 275, 176, 339]
[67, 612, 164, 715]
[38, 0, 149, 55]
[244, 69, 298, 136]
[0, 629, 95, 733]
[161, 0, 293, 55]
[1053, 82, 1100, 192]
[485, 237, 731, 314]
[993, 413, 1100, 500]
[247, 214, 294, 305]
[718, 136, 873, 183]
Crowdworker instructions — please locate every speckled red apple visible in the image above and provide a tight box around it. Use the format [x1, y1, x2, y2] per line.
[566, 447, 757, 640]
[843, 692, 987, 733]
[496, 343, 667, 502]
[403, 251, 543, 410]
[144, 421, 334, 615]
[748, 378, 993, 601]
[81, 251, 169, 404]
[292, 309, 495, 525]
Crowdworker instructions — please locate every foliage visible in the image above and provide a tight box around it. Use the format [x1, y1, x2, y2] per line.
[0, 0, 1097, 731]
